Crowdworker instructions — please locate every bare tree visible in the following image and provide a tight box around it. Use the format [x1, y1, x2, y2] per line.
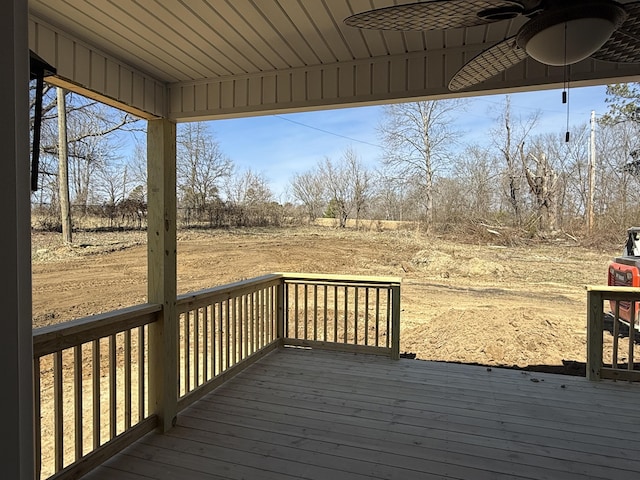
[492, 95, 539, 227]
[522, 144, 559, 235]
[32, 85, 141, 221]
[378, 99, 466, 228]
[452, 145, 499, 221]
[322, 156, 351, 228]
[290, 169, 327, 222]
[319, 148, 372, 228]
[537, 126, 589, 230]
[177, 123, 233, 218]
[345, 148, 371, 228]
[596, 120, 640, 226]
[225, 169, 273, 206]
[57, 88, 72, 243]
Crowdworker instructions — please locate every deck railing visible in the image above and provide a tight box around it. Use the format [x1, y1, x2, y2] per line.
[586, 286, 640, 382]
[33, 273, 401, 480]
[175, 274, 282, 410]
[282, 273, 401, 358]
[32, 303, 161, 480]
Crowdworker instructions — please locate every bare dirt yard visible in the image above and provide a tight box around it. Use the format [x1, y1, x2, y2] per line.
[31, 225, 626, 375]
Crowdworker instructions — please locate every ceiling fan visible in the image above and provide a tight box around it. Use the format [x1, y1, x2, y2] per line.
[344, 0, 640, 91]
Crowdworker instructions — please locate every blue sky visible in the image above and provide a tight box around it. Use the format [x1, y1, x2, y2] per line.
[204, 84, 612, 200]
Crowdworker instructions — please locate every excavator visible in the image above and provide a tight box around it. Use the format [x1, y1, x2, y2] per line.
[607, 227, 640, 333]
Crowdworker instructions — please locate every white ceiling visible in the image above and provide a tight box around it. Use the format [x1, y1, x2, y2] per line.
[29, 0, 530, 83]
[27, 1, 640, 120]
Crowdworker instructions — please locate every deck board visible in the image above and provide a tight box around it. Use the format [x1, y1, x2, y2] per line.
[83, 347, 640, 480]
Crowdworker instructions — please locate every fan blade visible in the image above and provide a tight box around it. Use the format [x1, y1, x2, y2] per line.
[448, 36, 528, 91]
[344, 0, 524, 31]
[592, 2, 640, 63]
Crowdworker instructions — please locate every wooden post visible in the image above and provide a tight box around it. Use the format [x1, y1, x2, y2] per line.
[147, 118, 178, 431]
[586, 288, 603, 381]
[0, 1, 34, 477]
[391, 283, 401, 360]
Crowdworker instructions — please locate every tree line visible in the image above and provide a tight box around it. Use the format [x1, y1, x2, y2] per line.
[31, 81, 640, 242]
[291, 88, 640, 241]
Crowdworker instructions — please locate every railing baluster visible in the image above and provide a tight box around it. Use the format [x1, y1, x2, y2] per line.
[375, 288, 380, 347]
[257, 289, 263, 348]
[124, 330, 132, 430]
[225, 299, 230, 370]
[364, 288, 370, 346]
[273, 284, 278, 341]
[209, 304, 216, 377]
[195, 307, 200, 387]
[109, 334, 116, 440]
[294, 284, 299, 339]
[313, 285, 318, 341]
[138, 326, 145, 421]
[243, 293, 249, 357]
[354, 287, 359, 345]
[54, 350, 63, 472]
[92, 339, 100, 450]
[74, 344, 83, 460]
[344, 287, 348, 343]
[333, 285, 338, 343]
[185, 310, 190, 393]
[323, 285, 328, 342]
[252, 292, 257, 352]
[34, 357, 42, 479]
[304, 284, 308, 340]
[203, 306, 209, 382]
[235, 296, 241, 364]
[219, 301, 225, 373]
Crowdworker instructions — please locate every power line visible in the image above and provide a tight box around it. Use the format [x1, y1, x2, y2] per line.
[274, 114, 383, 149]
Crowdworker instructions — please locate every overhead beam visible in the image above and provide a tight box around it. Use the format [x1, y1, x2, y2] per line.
[168, 51, 640, 121]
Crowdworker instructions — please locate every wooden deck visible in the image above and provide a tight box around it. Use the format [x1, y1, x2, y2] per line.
[83, 348, 640, 480]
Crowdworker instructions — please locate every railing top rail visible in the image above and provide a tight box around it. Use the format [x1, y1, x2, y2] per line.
[278, 272, 402, 285]
[586, 285, 640, 300]
[176, 273, 282, 310]
[33, 303, 162, 357]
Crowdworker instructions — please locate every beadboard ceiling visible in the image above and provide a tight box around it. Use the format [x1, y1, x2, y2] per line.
[27, 0, 640, 119]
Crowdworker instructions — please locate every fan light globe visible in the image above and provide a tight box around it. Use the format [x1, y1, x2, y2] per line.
[516, 2, 627, 67]
[525, 17, 618, 66]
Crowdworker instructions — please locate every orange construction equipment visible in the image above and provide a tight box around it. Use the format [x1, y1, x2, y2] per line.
[607, 227, 640, 330]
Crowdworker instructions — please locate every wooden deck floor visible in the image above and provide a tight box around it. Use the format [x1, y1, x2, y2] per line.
[83, 347, 640, 480]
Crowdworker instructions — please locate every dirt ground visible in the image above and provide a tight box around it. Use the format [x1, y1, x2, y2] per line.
[31, 225, 628, 375]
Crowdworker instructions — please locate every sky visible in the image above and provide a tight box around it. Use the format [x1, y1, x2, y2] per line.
[189, 84, 613, 201]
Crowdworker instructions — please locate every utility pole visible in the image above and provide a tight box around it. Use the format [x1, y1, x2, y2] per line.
[588, 110, 596, 233]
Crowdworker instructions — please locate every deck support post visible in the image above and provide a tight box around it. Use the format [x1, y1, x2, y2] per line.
[1, 1, 34, 477]
[586, 288, 603, 381]
[147, 118, 178, 431]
